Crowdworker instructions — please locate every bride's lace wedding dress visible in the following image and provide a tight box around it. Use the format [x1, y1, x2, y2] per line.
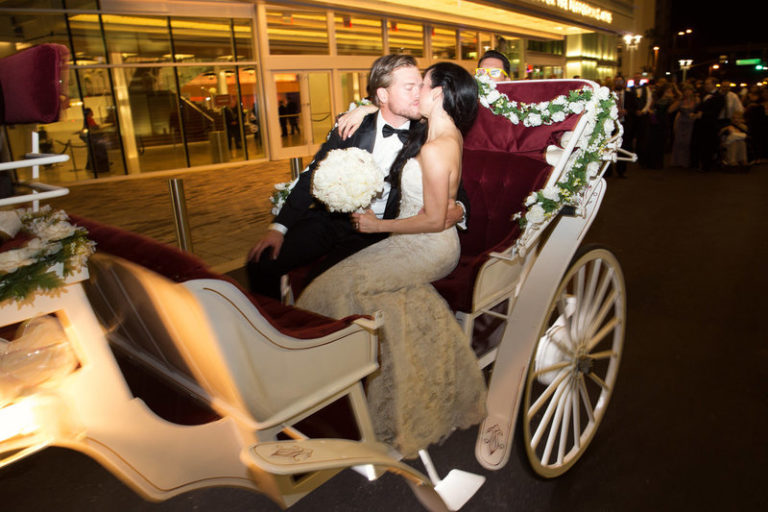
[297, 158, 487, 458]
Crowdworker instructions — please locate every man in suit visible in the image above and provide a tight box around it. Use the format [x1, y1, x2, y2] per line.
[608, 76, 640, 178]
[691, 77, 725, 172]
[247, 54, 466, 299]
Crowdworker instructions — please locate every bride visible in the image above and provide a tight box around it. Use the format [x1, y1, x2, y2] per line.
[296, 62, 486, 458]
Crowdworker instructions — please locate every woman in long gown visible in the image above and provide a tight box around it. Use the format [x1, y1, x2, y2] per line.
[670, 84, 699, 168]
[296, 63, 487, 458]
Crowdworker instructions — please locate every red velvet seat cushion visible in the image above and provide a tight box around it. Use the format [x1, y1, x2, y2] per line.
[70, 215, 362, 339]
[0, 44, 69, 124]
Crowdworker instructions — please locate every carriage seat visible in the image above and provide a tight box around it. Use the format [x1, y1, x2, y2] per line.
[72, 216, 378, 428]
[433, 80, 588, 313]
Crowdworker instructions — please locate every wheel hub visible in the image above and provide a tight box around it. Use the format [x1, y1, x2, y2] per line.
[576, 355, 592, 374]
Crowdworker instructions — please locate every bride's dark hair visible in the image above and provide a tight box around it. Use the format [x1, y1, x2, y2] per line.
[386, 62, 478, 218]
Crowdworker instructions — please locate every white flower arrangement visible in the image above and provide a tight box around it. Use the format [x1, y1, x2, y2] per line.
[475, 75, 621, 233]
[0, 206, 95, 303]
[312, 147, 385, 213]
[270, 177, 299, 216]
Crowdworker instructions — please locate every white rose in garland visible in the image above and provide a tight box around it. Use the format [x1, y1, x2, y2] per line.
[312, 147, 385, 213]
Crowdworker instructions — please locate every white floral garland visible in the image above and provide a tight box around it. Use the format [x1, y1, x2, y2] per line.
[0, 206, 95, 302]
[474, 74, 620, 230]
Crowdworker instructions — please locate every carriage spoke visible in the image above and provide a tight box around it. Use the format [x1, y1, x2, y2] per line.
[578, 374, 595, 424]
[585, 268, 614, 332]
[531, 375, 569, 449]
[587, 371, 610, 392]
[542, 384, 569, 465]
[529, 369, 569, 419]
[587, 316, 619, 353]
[558, 384, 573, 464]
[571, 384, 581, 450]
[532, 360, 571, 379]
[588, 349, 617, 361]
[587, 287, 618, 342]
[578, 260, 601, 336]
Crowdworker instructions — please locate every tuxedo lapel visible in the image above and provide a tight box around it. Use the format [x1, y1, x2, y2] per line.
[349, 113, 377, 151]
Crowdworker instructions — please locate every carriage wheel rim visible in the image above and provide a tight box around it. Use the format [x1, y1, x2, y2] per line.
[523, 248, 626, 478]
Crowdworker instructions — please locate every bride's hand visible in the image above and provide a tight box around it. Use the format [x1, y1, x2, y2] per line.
[338, 103, 379, 140]
[351, 209, 379, 233]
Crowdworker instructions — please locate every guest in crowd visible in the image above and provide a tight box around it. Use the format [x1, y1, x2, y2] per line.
[639, 82, 678, 169]
[691, 78, 725, 172]
[669, 84, 700, 167]
[719, 111, 749, 168]
[476, 50, 511, 82]
[744, 88, 767, 162]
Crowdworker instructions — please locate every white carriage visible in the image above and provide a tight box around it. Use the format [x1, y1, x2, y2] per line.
[0, 44, 632, 511]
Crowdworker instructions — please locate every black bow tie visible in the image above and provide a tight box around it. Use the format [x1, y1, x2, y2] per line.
[382, 124, 409, 144]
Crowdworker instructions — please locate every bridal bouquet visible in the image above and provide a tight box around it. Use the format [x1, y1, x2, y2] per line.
[0, 206, 95, 302]
[312, 147, 385, 213]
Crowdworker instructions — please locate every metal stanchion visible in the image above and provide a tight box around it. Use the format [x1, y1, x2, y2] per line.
[289, 157, 303, 180]
[168, 178, 194, 253]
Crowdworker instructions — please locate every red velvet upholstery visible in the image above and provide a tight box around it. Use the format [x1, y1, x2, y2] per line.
[0, 44, 69, 124]
[433, 80, 590, 312]
[70, 215, 363, 340]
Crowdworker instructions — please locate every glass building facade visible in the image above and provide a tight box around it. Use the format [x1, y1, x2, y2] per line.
[0, 0, 628, 183]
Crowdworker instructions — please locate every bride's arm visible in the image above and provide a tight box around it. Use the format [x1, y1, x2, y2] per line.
[355, 143, 454, 234]
[338, 102, 379, 140]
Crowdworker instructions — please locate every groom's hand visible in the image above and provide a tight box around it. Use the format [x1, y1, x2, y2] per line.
[249, 230, 284, 262]
[444, 201, 465, 229]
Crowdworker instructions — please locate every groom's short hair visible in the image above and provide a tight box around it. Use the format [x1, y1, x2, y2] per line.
[367, 54, 418, 107]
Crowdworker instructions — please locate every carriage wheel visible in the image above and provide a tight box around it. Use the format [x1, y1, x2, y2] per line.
[521, 245, 626, 478]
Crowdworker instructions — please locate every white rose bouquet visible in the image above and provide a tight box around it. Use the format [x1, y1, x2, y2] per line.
[312, 147, 385, 213]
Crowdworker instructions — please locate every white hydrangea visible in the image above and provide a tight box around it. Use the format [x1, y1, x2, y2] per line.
[526, 204, 547, 225]
[313, 147, 385, 213]
[551, 111, 566, 123]
[587, 161, 601, 178]
[569, 101, 585, 114]
[507, 112, 520, 124]
[542, 186, 560, 201]
[552, 95, 567, 105]
[596, 86, 611, 100]
[603, 119, 616, 136]
[486, 89, 501, 104]
[479, 96, 490, 108]
[524, 113, 542, 127]
[524, 192, 538, 207]
[537, 102, 549, 112]
[610, 105, 619, 119]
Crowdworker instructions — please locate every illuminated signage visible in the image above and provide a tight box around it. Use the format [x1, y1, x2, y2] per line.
[736, 58, 761, 66]
[530, 0, 613, 24]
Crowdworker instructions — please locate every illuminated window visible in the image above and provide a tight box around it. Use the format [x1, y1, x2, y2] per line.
[431, 26, 457, 60]
[335, 14, 383, 56]
[170, 17, 236, 62]
[460, 30, 478, 60]
[387, 19, 424, 57]
[266, 8, 329, 55]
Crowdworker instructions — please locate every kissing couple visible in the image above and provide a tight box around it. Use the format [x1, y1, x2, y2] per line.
[247, 54, 487, 458]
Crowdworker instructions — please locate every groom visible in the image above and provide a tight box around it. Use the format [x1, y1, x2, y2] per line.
[247, 54, 467, 299]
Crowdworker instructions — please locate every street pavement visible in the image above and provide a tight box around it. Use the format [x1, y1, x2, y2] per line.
[1, 162, 767, 511]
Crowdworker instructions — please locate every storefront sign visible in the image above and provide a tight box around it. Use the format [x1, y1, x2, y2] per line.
[530, 0, 613, 24]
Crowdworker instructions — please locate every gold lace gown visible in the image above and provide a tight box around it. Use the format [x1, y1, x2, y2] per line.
[296, 158, 487, 458]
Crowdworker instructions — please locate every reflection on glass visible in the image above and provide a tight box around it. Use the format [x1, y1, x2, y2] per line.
[335, 14, 383, 56]
[266, 9, 329, 55]
[479, 33, 492, 55]
[387, 20, 423, 57]
[340, 71, 369, 111]
[233, 18, 255, 62]
[102, 15, 173, 64]
[115, 67, 186, 172]
[275, 73, 304, 148]
[431, 26, 456, 60]
[65, 13, 106, 64]
[239, 67, 265, 159]
[495, 35, 521, 79]
[170, 17, 234, 63]
[0, 13, 71, 62]
[460, 30, 478, 60]
[307, 72, 333, 145]
[76, 69, 125, 177]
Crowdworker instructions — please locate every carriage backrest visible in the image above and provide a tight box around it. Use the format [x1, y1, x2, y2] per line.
[459, 80, 590, 256]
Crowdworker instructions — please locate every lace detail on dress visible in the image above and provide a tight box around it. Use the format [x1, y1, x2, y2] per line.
[296, 158, 487, 458]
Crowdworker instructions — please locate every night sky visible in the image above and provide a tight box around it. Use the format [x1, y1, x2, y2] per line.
[668, 0, 766, 46]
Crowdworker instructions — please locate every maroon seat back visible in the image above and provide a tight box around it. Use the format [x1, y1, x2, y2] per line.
[0, 44, 69, 124]
[434, 80, 590, 311]
[71, 215, 361, 339]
